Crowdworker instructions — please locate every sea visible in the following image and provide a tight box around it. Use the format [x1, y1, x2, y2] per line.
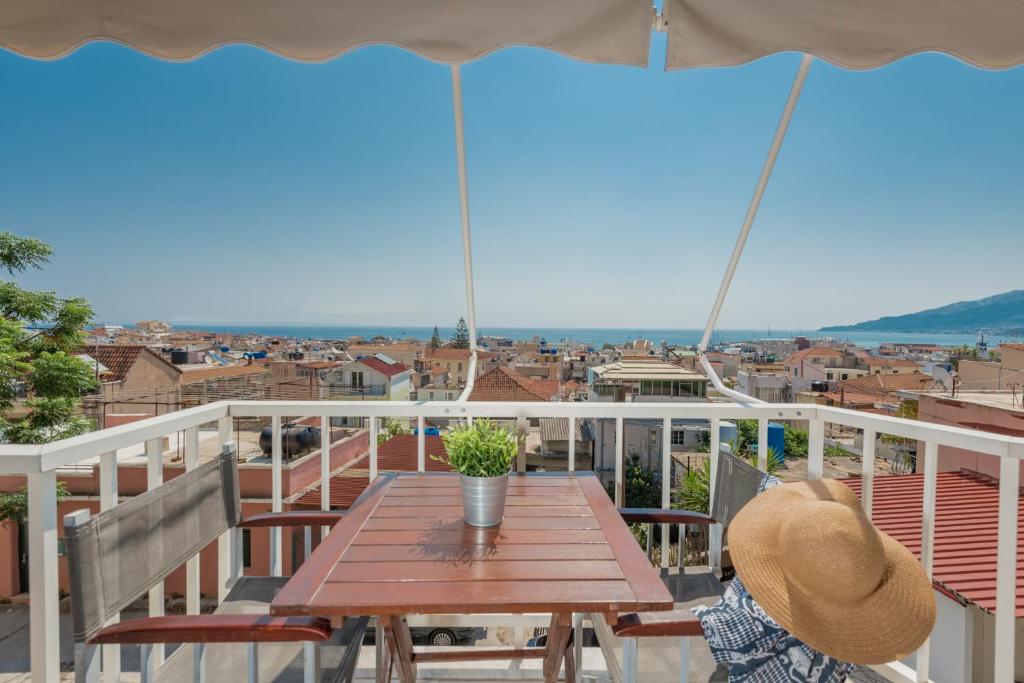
[171, 324, 1020, 350]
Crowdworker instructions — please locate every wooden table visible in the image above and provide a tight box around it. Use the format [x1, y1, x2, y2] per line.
[272, 472, 673, 682]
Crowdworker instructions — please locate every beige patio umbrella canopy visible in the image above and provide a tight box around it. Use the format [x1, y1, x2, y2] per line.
[2, 0, 1022, 69]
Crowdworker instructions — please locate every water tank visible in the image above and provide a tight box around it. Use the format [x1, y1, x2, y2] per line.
[810, 380, 829, 393]
[767, 422, 786, 461]
[259, 423, 321, 458]
[719, 421, 737, 448]
[170, 349, 189, 365]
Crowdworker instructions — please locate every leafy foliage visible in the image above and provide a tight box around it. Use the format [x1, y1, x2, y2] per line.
[429, 326, 442, 351]
[673, 448, 781, 515]
[783, 425, 808, 458]
[0, 232, 97, 443]
[605, 453, 662, 508]
[449, 317, 470, 349]
[0, 481, 70, 526]
[376, 418, 407, 446]
[435, 419, 518, 478]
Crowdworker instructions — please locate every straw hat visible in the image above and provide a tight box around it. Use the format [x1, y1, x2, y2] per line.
[728, 478, 935, 665]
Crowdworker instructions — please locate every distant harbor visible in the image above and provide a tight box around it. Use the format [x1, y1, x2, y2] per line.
[169, 324, 1018, 350]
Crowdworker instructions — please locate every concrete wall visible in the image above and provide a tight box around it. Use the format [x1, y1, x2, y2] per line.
[917, 395, 1024, 480]
[901, 590, 972, 682]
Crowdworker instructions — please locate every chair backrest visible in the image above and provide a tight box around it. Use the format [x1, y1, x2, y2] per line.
[710, 450, 764, 529]
[64, 447, 241, 642]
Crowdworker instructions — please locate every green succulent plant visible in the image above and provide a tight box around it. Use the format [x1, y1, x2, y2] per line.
[435, 419, 518, 478]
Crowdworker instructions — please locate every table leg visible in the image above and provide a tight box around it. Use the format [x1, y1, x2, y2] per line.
[562, 628, 577, 683]
[376, 619, 393, 683]
[383, 615, 417, 683]
[543, 613, 573, 683]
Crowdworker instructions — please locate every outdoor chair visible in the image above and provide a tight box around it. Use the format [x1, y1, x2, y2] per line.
[609, 451, 765, 683]
[64, 445, 369, 683]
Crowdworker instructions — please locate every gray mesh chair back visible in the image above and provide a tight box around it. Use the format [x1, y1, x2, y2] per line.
[711, 451, 764, 529]
[64, 449, 241, 642]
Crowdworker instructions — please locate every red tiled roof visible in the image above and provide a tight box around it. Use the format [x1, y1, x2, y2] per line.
[84, 345, 178, 383]
[468, 366, 555, 402]
[180, 364, 270, 384]
[293, 435, 453, 507]
[354, 355, 410, 378]
[376, 434, 453, 472]
[783, 346, 844, 365]
[293, 475, 370, 509]
[1001, 343, 1024, 352]
[841, 372, 937, 394]
[843, 471, 1024, 616]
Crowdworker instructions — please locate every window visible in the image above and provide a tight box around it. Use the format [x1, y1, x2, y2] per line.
[458, 363, 463, 372]
[242, 528, 252, 568]
[826, 372, 833, 380]
[671, 430, 686, 446]
[351, 371, 364, 387]
[649, 430, 658, 445]
[841, 373, 848, 380]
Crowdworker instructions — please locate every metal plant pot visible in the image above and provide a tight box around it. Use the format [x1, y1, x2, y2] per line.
[459, 473, 510, 528]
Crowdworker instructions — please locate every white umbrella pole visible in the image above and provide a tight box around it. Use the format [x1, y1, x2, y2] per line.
[451, 64, 479, 401]
[697, 53, 812, 403]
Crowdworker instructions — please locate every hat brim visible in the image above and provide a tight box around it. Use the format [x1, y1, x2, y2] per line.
[728, 482, 936, 665]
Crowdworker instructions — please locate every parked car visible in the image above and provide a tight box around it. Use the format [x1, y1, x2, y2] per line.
[528, 628, 598, 648]
[364, 626, 485, 647]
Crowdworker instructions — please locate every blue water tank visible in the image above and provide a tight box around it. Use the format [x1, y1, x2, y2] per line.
[719, 421, 737, 447]
[414, 427, 441, 436]
[767, 422, 786, 461]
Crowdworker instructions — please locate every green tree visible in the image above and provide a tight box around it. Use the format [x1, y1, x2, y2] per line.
[783, 425, 809, 458]
[605, 453, 661, 508]
[429, 326, 442, 351]
[450, 317, 470, 349]
[674, 448, 782, 514]
[0, 232, 97, 444]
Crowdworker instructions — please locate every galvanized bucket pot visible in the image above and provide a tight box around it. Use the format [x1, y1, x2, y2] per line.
[459, 473, 510, 527]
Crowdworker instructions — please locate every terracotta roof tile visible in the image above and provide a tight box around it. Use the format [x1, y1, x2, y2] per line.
[844, 471, 1024, 616]
[468, 366, 555, 402]
[354, 355, 410, 378]
[84, 345, 177, 383]
[180, 364, 270, 384]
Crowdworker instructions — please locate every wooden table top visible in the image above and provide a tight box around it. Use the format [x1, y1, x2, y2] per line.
[271, 471, 673, 618]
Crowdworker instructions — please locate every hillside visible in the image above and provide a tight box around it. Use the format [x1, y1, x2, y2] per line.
[820, 290, 1024, 334]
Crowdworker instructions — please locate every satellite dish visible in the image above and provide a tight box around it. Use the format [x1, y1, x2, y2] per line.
[929, 366, 953, 391]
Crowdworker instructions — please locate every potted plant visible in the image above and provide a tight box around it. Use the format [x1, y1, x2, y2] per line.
[435, 419, 518, 527]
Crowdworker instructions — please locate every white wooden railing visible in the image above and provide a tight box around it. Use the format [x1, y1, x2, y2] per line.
[1, 399, 1022, 682]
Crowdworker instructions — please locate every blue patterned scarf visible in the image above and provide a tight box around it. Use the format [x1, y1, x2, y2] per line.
[693, 576, 854, 682]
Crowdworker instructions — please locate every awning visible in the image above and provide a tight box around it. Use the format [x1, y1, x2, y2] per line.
[665, 0, 1024, 70]
[0, 0, 654, 65]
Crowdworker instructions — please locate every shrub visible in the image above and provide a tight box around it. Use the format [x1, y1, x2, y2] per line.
[435, 419, 518, 478]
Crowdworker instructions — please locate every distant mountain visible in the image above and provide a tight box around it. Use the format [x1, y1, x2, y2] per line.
[821, 290, 1024, 334]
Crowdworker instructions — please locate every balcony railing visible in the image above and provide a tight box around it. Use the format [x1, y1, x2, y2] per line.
[2, 399, 1023, 682]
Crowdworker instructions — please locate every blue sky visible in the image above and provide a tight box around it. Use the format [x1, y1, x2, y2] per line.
[0, 32, 1022, 330]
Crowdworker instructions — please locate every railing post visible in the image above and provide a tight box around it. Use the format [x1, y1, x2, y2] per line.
[661, 417, 671, 569]
[860, 428, 876, 516]
[321, 415, 331, 538]
[916, 441, 938, 682]
[757, 418, 768, 472]
[270, 416, 283, 577]
[369, 417, 378, 481]
[28, 468, 59, 683]
[98, 451, 121, 681]
[417, 416, 425, 473]
[217, 417, 235, 604]
[568, 416, 576, 472]
[145, 437, 165, 671]
[708, 417, 722, 574]
[994, 448, 1021, 683]
[184, 427, 201, 616]
[614, 417, 624, 507]
[808, 418, 824, 480]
